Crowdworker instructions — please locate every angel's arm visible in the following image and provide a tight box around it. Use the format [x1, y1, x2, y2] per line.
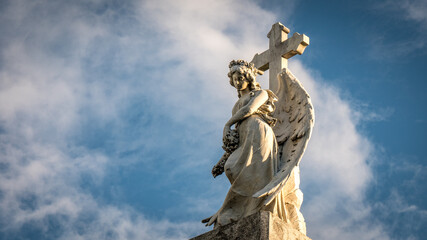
[224, 90, 268, 131]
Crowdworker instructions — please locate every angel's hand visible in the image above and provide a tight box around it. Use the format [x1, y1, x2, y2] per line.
[212, 163, 224, 178]
[212, 153, 228, 178]
[201, 216, 211, 224]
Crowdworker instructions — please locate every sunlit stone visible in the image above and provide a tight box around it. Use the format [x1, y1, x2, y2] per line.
[197, 22, 314, 239]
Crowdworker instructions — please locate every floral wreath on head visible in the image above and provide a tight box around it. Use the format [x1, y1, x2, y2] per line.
[227, 60, 263, 94]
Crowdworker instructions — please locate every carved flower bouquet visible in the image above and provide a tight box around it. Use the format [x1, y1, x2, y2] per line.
[212, 129, 239, 178]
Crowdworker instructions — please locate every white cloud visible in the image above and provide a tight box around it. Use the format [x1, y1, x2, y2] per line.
[290, 61, 389, 240]
[0, 0, 206, 239]
[0, 0, 276, 239]
[134, 0, 277, 125]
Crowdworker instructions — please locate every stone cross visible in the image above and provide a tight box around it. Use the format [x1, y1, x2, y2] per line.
[250, 22, 310, 92]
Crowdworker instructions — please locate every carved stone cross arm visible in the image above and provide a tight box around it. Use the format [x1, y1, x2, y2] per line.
[250, 22, 310, 92]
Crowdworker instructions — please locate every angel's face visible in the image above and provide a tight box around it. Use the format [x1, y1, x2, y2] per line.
[232, 71, 249, 91]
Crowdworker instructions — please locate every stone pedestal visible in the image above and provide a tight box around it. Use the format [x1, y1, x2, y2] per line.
[190, 211, 311, 240]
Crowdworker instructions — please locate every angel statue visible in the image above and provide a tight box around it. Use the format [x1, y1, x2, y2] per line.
[202, 59, 314, 235]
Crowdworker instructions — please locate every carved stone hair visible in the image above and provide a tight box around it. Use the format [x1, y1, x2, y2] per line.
[228, 60, 262, 96]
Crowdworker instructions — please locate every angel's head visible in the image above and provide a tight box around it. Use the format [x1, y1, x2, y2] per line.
[228, 60, 261, 96]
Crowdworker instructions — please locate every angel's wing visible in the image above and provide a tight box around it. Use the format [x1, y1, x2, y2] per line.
[253, 67, 314, 205]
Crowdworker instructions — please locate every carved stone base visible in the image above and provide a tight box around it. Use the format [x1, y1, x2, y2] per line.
[190, 211, 311, 240]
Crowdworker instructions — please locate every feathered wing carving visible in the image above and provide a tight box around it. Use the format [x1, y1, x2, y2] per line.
[253, 67, 314, 205]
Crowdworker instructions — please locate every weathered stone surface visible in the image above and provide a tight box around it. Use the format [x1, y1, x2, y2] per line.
[204, 23, 313, 233]
[250, 22, 309, 92]
[191, 211, 311, 240]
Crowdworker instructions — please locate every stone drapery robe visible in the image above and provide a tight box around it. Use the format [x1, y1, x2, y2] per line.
[211, 89, 305, 233]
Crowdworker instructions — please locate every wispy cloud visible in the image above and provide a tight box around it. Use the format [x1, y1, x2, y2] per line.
[367, 0, 427, 60]
[367, 154, 427, 239]
[387, 0, 427, 26]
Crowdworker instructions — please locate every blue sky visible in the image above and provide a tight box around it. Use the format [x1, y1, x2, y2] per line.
[0, 0, 426, 239]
